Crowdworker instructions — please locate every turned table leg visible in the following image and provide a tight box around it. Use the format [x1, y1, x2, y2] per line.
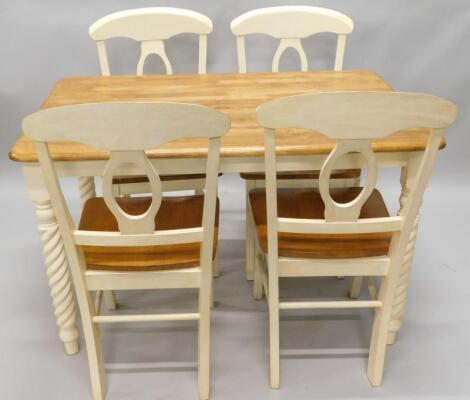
[78, 176, 96, 202]
[24, 166, 80, 355]
[387, 163, 421, 345]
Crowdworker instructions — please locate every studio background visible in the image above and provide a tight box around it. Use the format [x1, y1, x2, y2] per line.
[1, 1, 469, 399]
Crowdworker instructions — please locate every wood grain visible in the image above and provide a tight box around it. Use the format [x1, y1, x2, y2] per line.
[79, 195, 219, 271]
[249, 187, 392, 259]
[10, 70, 443, 162]
[240, 169, 360, 181]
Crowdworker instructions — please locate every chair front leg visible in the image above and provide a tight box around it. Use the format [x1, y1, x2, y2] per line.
[245, 180, 257, 280]
[212, 250, 220, 278]
[349, 277, 363, 298]
[253, 252, 264, 299]
[103, 290, 117, 310]
[269, 295, 280, 388]
[268, 257, 280, 389]
[367, 250, 405, 387]
[80, 290, 107, 400]
[367, 274, 396, 387]
[198, 262, 212, 399]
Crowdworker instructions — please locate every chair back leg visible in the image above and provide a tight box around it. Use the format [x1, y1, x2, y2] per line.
[103, 290, 117, 310]
[198, 267, 212, 399]
[349, 277, 363, 298]
[80, 290, 107, 399]
[367, 272, 396, 386]
[268, 260, 280, 388]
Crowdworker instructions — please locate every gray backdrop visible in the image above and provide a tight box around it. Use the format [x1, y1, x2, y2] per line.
[1, 1, 469, 399]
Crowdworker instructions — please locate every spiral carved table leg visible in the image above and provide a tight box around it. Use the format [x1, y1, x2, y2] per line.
[34, 199, 80, 355]
[78, 176, 96, 204]
[387, 214, 419, 344]
[387, 177, 421, 345]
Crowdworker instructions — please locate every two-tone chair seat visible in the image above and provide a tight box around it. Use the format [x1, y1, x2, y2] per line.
[112, 173, 208, 185]
[80, 195, 219, 271]
[249, 187, 391, 259]
[240, 169, 360, 181]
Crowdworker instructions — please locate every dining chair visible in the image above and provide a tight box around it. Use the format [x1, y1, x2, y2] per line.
[88, 7, 212, 195]
[250, 91, 457, 388]
[88, 7, 222, 278]
[23, 102, 230, 400]
[230, 6, 359, 280]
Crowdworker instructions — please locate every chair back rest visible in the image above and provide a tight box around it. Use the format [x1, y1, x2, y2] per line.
[231, 6, 353, 73]
[256, 92, 457, 258]
[23, 102, 230, 258]
[89, 8, 213, 76]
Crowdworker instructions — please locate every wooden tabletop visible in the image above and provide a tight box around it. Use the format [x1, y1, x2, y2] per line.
[9, 70, 440, 163]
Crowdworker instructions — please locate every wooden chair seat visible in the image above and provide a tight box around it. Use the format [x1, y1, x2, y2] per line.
[240, 169, 361, 181]
[112, 174, 207, 184]
[249, 187, 392, 259]
[79, 195, 219, 271]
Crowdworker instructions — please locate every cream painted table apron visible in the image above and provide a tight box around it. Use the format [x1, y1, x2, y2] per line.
[9, 70, 440, 355]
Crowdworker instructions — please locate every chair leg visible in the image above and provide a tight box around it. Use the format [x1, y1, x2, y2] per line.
[198, 272, 212, 399]
[367, 276, 395, 387]
[103, 290, 117, 310]
[210, 280, 214, 309]
[245, 180, 256, 280]
[269, 297, 280, 389]
[349, 277, 363, 299]
[253, 253, 263, 300]
[268, 261, 280, 389]
[212, 252, 220, 278]
[80, 292, 108, 400]
[366, 277, 378, 300]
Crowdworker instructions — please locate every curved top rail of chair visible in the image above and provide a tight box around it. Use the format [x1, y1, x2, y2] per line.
[256, 91, 458, 139]
[230, 6, 353, 38]
[22, 102, 231, 150]
[89, 7, 213, 41]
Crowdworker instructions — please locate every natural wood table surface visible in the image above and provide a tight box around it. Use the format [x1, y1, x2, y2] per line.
[9, 70, 440, 162]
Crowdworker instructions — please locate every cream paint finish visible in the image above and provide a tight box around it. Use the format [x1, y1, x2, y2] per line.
[89, 8, 214, 255]
[23, 102, 230, 400]
[252, 91, 457, 388]
[89, 7, 213, 76]
[12, 71, 443, 366]
[231, 6, 353, 73]
[230, 7, 355, 280]
[2, 1, 470, 398]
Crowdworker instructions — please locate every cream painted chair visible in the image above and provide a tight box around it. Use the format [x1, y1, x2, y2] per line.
[23, 102, 230, 400]
[231, 6, 353, 73]
[88, 7, 212, 194]
[88, 7, 222, 278]
[250, 91, 457, 388]
[89, 7, 212, 77]
[230, 6, 360, 280]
